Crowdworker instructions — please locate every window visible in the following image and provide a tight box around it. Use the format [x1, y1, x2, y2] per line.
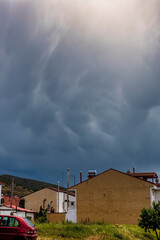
[0, 217, 19, 227]
[24, 218, 35, 227]
[14, 219, 19, 227]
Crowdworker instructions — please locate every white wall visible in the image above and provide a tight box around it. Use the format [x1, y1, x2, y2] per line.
[64, 193, 76, 212]
[155, 189, 160, 203]
[150, 188, 156, 204]
[0, 185, 2, 204]
[0, 210, 12, 215]
[26, 212, 34, 220]
[65, 189, 77, 223]
[150, 187, 160, 205]
[58, 192, 64, 213]
[0, 206, 13, 215]
[57, 192, 76, 213]
[65, 208, 77, 223]
[13, 211, 26, 218]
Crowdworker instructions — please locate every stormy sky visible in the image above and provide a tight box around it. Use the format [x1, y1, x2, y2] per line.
[0, 0, 160, 186]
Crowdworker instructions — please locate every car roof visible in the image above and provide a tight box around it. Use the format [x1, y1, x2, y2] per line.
[0, 215, 23, 219]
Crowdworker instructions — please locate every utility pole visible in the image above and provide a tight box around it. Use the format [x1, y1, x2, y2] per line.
[58, 181, 60, 213]
[67, 168, 69, 210]
[10, 177, 14, 208]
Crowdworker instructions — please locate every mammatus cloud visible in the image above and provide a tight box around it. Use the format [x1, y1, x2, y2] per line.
[0, 0, 160, 184]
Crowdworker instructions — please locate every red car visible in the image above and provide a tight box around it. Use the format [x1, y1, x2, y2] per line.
[0, 215, 37, 240]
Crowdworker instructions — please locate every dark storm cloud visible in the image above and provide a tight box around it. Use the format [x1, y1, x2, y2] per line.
[0, 0, 160, 184]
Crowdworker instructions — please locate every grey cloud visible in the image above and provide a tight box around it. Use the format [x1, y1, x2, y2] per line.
[0, 0, 160, 184]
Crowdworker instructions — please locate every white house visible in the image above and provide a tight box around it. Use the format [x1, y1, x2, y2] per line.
[58, 190, 75, 213]
[0, 205, 36, 220]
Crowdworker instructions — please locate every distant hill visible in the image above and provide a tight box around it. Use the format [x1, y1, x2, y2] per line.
[0, 174, 66, 198]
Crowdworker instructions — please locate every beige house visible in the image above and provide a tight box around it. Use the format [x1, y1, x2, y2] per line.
[22, 187, 75, 213]
[69, 168, 160, 225]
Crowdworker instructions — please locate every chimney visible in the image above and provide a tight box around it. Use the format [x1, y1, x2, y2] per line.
[80, 171, 82, 183]
[133, 167, 136, 174]
[88, 170, 97, 179]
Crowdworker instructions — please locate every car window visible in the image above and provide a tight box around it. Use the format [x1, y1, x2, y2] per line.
[14, 219, 19, 227]
[8, 217, 14, 227]
[0, 217, 19, 227]
[23, 218, 34, 227]
[1, 217, 8, 226]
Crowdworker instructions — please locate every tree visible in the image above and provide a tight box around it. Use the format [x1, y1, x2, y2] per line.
[37, 206, 47, 223]
[139, 201, 160, 240]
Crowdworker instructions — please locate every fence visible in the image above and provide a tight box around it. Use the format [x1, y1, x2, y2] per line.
[47, 213, 65, 223]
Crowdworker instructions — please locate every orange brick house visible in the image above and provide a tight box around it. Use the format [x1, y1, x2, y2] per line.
[69, 168, 160, 225]
[1, 195, 20, 207]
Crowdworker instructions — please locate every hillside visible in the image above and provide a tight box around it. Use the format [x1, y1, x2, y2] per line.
[0, 174, 66, 198]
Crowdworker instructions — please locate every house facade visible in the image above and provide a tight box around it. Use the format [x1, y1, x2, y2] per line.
[22, 187, 75, 213]
[70, 168, 160, 225]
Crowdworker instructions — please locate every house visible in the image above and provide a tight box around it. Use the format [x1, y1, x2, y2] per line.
[22, 187, 75, 213]
[0, 182, 4, 204]
[126, 168, 159, 183]
[0, 205, 36, 220]
[1, 195, 20, 207]
[69, 168, 160, 225]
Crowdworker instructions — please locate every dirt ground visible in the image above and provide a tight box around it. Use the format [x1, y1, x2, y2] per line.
[38, 238, 53, 240]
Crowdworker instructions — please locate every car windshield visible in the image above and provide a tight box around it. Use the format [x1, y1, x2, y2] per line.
[23, 218, 35, 227]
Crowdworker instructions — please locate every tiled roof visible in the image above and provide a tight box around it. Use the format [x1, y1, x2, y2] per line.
[128, 172, 158, 178]
[48, 187, 75, 196]
[5, 205, 36, 213]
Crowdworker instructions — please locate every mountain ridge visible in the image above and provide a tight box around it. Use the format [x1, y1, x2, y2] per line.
[0, 174, 66, 198]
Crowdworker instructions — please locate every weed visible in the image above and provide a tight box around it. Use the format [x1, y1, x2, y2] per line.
[113, 233, 123, 239]
[35, 222, 157, 240]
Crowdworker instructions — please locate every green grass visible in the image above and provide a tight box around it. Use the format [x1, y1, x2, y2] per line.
[35, 222, 157, 240]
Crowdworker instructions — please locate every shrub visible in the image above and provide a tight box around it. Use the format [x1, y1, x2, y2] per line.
[38, 216, 47, 223]
[139, 201, 160, 240]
